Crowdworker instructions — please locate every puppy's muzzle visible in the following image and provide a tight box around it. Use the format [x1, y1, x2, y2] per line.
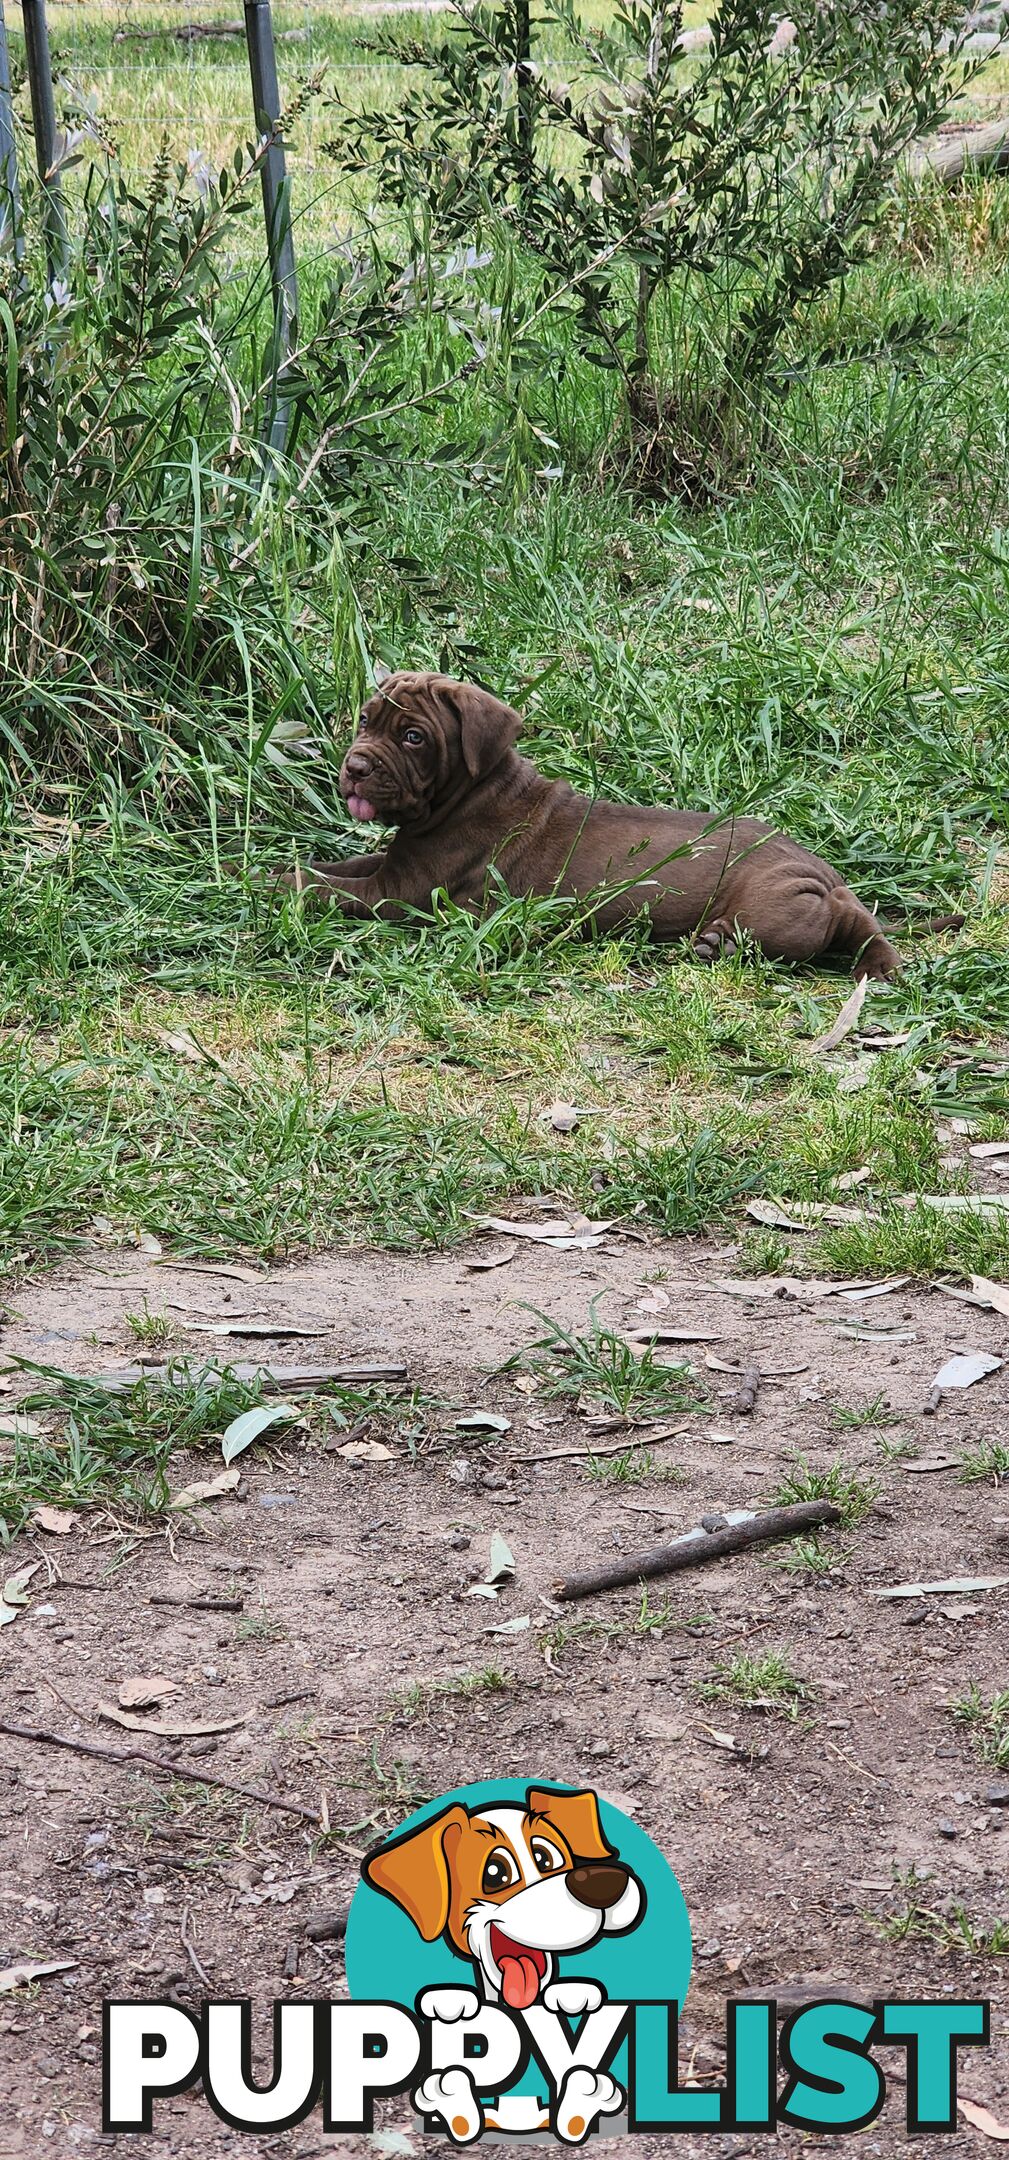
[567, 1863, 630, 1911]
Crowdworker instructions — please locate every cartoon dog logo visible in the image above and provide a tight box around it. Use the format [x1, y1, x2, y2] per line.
[362, 1784, 645, 2139]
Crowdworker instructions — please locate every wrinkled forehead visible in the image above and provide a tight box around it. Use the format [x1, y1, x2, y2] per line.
[361, 672, 453, 728]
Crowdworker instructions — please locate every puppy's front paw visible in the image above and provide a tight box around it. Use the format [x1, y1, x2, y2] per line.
[413, 2067, 482, 2143]
[542, 1980, 604, 2018]
[555, 2067, 624, 2144]
[418, 1986, 481, 2023]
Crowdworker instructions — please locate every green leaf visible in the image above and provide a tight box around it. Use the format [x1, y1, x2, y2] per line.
[221, 1403, 299, 1466]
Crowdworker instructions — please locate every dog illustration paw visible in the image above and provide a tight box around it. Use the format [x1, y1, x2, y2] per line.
[542, 1980, 605, 2018]
[418, 1986, 481, 2023]
[555, 2067, 624, 2144]
[413, 2067, 482, 2144]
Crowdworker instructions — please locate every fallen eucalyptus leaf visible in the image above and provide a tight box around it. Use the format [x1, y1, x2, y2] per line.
[473, 1214, 614, 1251]
[0, 1958, 78, 1995]
[958, 2096, 1009, 2141]
[969, 1275, 1009, 1319]
[98, 1701, 248, 1737]
[872, 1575, 1009, 1600]
[931, 1350, 1003, 1391]
[808, 974, 869, 1054]
[465, 1244, 516, 1271]
[118, 1674, 180, 1710]
[1, 1561, 40, 1613]
[336, 1438, 394, 1462]
[32, 1504, 78, 1535]
[192, 1320, 326, 1339]
[454, 1412, 512, 1435]
[168, 1465, 241, 1510]
[745, 1200, 806, 1231]
[221, 1402, 299, 1465]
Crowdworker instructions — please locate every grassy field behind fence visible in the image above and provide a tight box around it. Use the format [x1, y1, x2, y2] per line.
[2, 2, 1009, 1283]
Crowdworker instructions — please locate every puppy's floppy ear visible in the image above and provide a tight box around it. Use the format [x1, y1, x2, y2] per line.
[453, 683, 522, 781]
[363, 1803, 470, 1940]
[527, 1786, 614, 1864]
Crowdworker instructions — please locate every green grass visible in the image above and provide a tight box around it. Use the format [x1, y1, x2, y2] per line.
[773, 1455, 882, 1527]
[394, 1667, 511, 1719]
[830, 1392, 898, 1431]
[698, 1651, 810, 1716]
[952, 1683, 1009, 1770]
[0, 2, 1008, 1297]
[583, 1445, 687, 1485]
[505, 1302, 700, 1419]
[873, 1897, 1009, 1958]
[541, 1587, 703, 1656]
[0, 1358, 424, 1537]
[959, 1438, 1009, 1486]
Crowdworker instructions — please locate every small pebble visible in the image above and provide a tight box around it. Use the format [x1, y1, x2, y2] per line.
[985, 1783, 1009, 1807]
[936, 1819, 958, 1839]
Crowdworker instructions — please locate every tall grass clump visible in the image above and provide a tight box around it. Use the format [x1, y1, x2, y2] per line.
[0, 102, 489, 811]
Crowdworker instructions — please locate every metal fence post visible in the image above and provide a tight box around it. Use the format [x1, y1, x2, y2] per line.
[243, 0, 298, 461]
[0, 0, 24, 265]
[515, 0, 534, 179]
[20, 0, 67, 280]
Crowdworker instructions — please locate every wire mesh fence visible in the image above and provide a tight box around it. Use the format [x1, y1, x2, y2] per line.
[11, 0, 436, 202]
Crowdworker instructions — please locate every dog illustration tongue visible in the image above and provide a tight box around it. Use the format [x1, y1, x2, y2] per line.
[490, 1928, 547, 2009]
[500, 1952, 541, 2010]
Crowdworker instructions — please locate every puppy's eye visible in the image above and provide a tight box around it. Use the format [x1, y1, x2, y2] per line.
[402, 727, 425, 747]
[357, 713, 369, 731]
[531, 1839, 564, 1876]
[482, 1848, 519, 1894]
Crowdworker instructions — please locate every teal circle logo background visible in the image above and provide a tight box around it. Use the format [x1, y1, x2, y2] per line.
[346, 1777, 692, 2011]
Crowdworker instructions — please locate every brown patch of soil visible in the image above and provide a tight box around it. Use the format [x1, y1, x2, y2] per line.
[1, 1235, 1008, 2157]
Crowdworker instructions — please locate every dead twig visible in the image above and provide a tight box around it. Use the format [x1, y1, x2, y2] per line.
[150, 1593, 245, 1612]
[0, 1718, 321, 1824]
[508, 1423, 688, 1465]
[553, 1500, 841, 1602]
[180, 1908, 211, 1987]
[732, 1366, 761, 1416]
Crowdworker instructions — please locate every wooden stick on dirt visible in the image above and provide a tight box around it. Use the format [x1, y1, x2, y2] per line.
[553, 1499, 840, 1602]
[732, 1366, 761, 1416]
[0, 1718, 321, 1824]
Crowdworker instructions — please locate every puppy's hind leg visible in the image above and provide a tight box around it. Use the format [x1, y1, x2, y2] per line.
[721, 877, 899, 978]
[825, 888, 900, 980]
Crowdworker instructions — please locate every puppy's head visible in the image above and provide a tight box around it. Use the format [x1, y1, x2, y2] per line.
[362, 1786, 644, 2008]
[340, 670, 522, 828]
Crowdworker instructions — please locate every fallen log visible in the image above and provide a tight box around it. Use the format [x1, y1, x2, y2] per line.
[553, 1499, 841, 1602]
[909, 120, 1009, 185]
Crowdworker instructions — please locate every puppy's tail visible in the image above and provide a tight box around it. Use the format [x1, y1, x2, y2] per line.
[897, 910, 967, 939]
[827, 890, 901, 980]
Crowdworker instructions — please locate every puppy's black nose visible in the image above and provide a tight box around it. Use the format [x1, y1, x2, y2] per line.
[345, 751, 373, 780]
[568, 1863, 629, 1911]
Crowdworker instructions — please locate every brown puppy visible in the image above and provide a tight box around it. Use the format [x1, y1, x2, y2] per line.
[292, 670, 898, 976]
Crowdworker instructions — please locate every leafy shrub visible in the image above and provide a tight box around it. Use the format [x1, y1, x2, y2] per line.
[0, 106, 482, 797]
[330, 0, 984, 491]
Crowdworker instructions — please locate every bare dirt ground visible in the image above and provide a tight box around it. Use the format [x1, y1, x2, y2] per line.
[1, 1229, 1008, 2158]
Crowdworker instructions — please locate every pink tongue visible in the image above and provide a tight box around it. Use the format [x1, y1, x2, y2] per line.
[348, 794, 375, 822]
[499, 1954, 541, 2011]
